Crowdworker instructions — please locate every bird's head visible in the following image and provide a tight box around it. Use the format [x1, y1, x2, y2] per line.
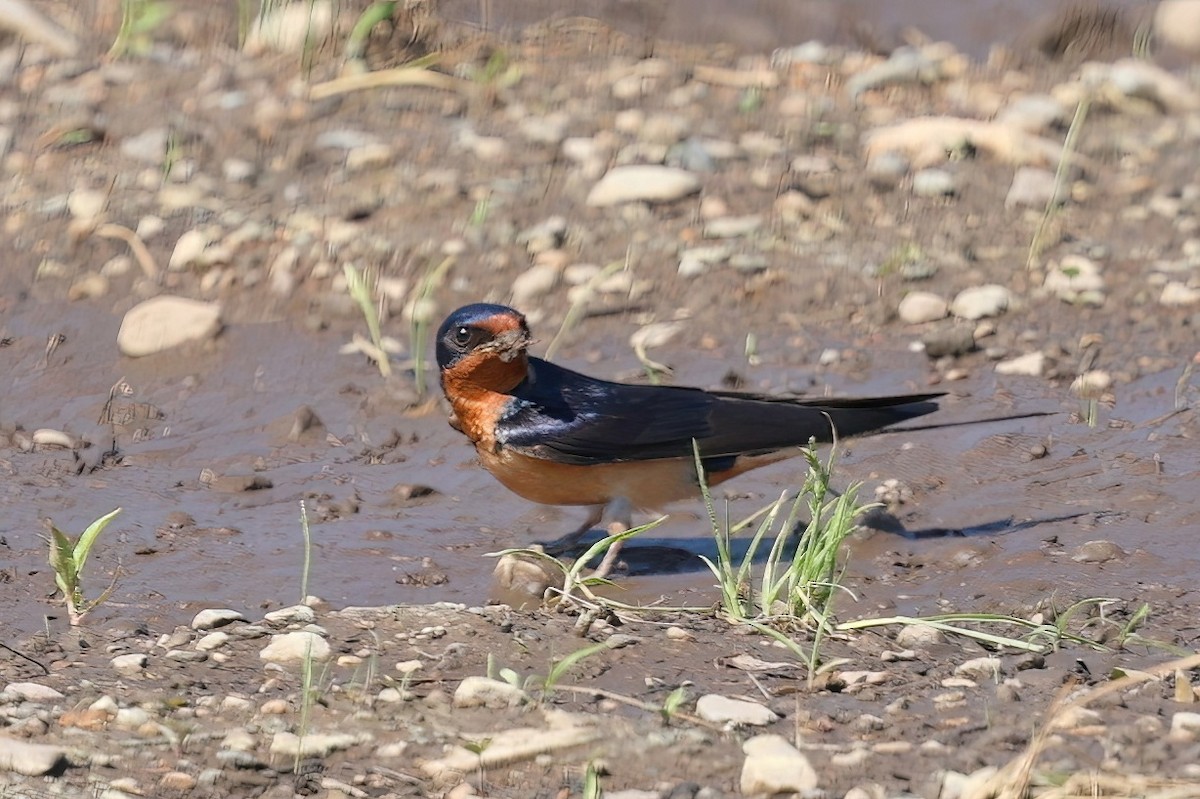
[436, 303, 533, 395]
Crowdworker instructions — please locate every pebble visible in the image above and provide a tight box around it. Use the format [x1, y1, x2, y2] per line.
[269, 731, 363, 758]
[704, 215, 763, 239]
[1161, 281, 1200, 305]
[1172, 711, 1200, 738]
[68, 273, 110, 301]
[120, 127, 169, 165]
[898, 291, 948, 324]
[921, 325, 975, 358]
[258, 631, 331, 663]
[696, 694, 779, 726]
[1071, 540, 1126, 563]
[950, 284, 1011, 320]
[994, 351, 1045, 376]
[117, 296, 222, 357]
[192, 608, 246, 630]
[111, 654, 148, 673]
[244, 0, 333, 55]
[740, 734, 819, 795]
[912, 168, 957, 196]
[167, 228, 212, 271]
[452, 676, 528, 709]
[586, 165, 701, 207]
[1156, 0, 1200, 54]
[955, 657, 1003, 681]
[4, 682, 64, 702]
[1044, 255, 1105, 304]
[0, 738, 67, 776]
[895, 624, 944, 648]
[1006, 166, 1061, 209]
[263, 604, 316, 626]
[996, 94, 1067, 133]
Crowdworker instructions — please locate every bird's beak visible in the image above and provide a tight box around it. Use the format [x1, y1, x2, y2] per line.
[486, 328, 532, 362]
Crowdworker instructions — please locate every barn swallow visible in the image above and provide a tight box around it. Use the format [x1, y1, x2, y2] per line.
[436, 303, 952, 579]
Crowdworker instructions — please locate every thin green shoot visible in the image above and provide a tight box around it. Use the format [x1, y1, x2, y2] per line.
[1027, 95, 1091, 270]
[345, 1, 396, 62]
[343, 264, 391, 377]
[583, 761, 603, 799]
[410, 255, 455, 399]
[660, 686, 688, 724]
[46, 508, 122, 625]
[541, 639, 620, 692]
[109, 0, 173, 59]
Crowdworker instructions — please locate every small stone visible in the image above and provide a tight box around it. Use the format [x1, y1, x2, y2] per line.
[511, 263, 561, 305]
[244, 0, 333, 54]
[111, 654, 148, 673]
[921, 325, 976, 358]
[704, 215, 763, 239]
[1161, 281, 1200, 306]
[192, 608, 246, 630]
[696, 694, 779, 726]
[168, 228, 211, 271]
[1072, 540, 1126, 563]
[912, 168, 956, 196]
[196, 632, 230, 652]
[0, 737, 67, 776]
[68, 273, 110, 301]
[453, 676, 528, 709]
[586, 166, 701, 207]
[258, 631, 331, 663]
[159, 772, 197, 792]
[1156, 0, 1200, 54]
[951, 284, 1011, 320]
[995, 351, 1045, 376]
[898, 291, 948, 324]
[895, 624, 944, 648]
[1006, 166, 1062, 209]
[263, 605, 316, 626]
[222, 158, 257, 183]
[120, 127, 169, 165]
[4, 682, 64, 702]
[955, 657, 1003, 681]
[1044, 255, 1104, 303]
[1171, 711, 1200, 737]
[740, 734, 819, 795]
[269, 731, 362, 758]
[117, 296, 222, 357]
[67, 188, 106, 221]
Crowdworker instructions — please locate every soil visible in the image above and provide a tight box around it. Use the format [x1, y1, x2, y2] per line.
[2, 2, 1200, 797]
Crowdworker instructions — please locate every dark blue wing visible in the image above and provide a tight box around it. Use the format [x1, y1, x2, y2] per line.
[497, 357, 941, 465]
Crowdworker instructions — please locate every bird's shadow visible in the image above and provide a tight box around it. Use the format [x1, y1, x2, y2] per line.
[552, 509, 1090, 577]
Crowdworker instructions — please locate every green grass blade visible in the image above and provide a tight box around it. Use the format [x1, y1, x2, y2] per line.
[72, 508, 121, 576]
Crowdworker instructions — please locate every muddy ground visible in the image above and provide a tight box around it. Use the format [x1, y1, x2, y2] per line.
[2, 1, 1200, 797]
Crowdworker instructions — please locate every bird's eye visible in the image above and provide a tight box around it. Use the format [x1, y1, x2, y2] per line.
[453, 326, 474, 347]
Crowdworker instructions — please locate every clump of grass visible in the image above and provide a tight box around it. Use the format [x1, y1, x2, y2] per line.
[698, 440, 863, 628]
[46, 508, 122, 625]
[343, 264, 391, 377]
[408, 255, 455, 399]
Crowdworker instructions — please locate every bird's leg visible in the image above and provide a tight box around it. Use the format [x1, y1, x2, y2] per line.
[590, 497, 633, 580]
[541, 505, 605, 555]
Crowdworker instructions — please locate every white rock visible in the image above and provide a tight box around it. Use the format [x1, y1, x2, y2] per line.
[0, 737, 67, 776]
[244, 0, 333, 55]
[67, 188, 107, 221]
[704, 215, 763, 238]
[994, 351, 1045, 376]
[452, 676, 528, 709]
[117, 296, 222, 358]
[511, 263, 561, 305]
[263, 605, 316, 626]
[912, 168, 957, 196]
[168, 228, 212, 271]
[114, 707, 150, 728]
[196, 632, 230, 652]
[192, 608, 246, 630]
[586, 165, 701, 207]
[898, 291, 948, 324]
[1171, 711, 1200, 737]
[1006, 167, 1061, 209]
[111, 654, 148, 673]
[996, 94, 1067, 133]
[1161, 281, 1200, 306]
[740, 734, 819, 795]
[696, 694, 779, 726]
[895, 624, 944, 648]
[1044, 255, 1104, 303]
[259, 631, 330, 663]
[269, 731, 363, 758]
[1156, 0, 1200, 54]
[4, 682, 64, 702]
[955, 657, 1003, 681]
[951, 284, 1011, 320]
[120, 127, 169, 165]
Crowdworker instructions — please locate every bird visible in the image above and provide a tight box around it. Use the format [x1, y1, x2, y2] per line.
[435, 302, 957, 579]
